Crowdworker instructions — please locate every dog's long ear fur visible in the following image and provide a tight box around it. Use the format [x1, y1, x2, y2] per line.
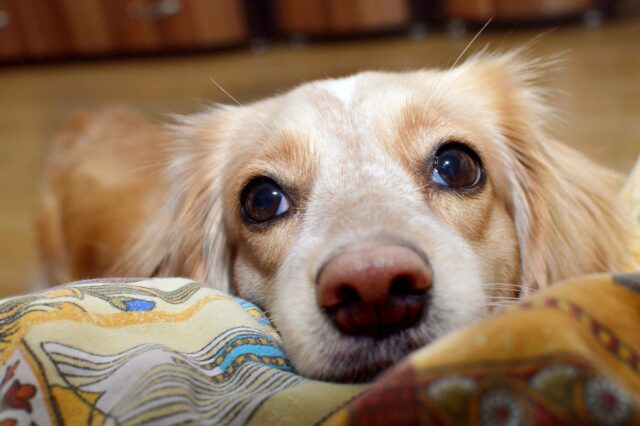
[470, 52, 629, 291]
[120, 107, 235, 291]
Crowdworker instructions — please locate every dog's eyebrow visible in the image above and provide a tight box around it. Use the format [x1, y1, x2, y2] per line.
[231, 131, 318, 206]
[254, 132, 318, 183]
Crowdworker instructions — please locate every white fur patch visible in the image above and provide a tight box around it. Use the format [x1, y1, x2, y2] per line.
[318, 75, 360, 106]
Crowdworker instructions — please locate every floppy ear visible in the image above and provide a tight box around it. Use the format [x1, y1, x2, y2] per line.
[471, 52, 630, 291]
[120, 106, 235, 291]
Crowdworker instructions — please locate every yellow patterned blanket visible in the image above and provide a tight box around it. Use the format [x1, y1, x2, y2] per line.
[0, 159, 638, 425]
[0, 273, 639, 425]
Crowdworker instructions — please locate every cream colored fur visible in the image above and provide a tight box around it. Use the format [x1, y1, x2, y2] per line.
[39, 52, 629, 382]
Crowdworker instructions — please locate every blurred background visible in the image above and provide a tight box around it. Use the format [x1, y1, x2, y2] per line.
[1, 0, 639, 297]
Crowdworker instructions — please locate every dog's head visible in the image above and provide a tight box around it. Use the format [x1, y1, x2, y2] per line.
[129, 52, 627, 382]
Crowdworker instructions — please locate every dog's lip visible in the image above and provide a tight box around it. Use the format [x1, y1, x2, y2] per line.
[332, 320, 421, 340]
[317, 328, 434, 383]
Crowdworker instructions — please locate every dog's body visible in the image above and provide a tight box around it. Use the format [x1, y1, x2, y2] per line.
[39, 52, 630, 382]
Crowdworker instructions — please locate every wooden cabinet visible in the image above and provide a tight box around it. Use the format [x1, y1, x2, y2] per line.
[0, 0, 607, 62]
[275, 0, 411, 36]
[444, 0, 595, 21]
[0, 0, 249, 62]
[2, 0, 68, 59]
[103, 0, 162, 52]
[496, 0, 594, 20]
[103, 0, 248, 52]
[58, 0, 114, 54]
[0, 1, 26, 60]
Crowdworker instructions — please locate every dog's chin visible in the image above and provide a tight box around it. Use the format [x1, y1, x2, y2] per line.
[293, 325, 437, 383]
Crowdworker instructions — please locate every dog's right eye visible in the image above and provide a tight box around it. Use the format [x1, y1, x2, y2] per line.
[431, 143, 483, 190]
[241, 178, 290, 224]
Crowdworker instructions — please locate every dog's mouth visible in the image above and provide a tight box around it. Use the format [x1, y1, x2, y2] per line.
[313, 324, 435, 383]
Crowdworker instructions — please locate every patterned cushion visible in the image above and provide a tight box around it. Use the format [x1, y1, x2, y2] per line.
[1, 274, 639, 425]
[0, 278, 362, 424]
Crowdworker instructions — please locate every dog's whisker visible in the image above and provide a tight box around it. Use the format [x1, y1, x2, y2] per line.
[450, 18, 493, 70]
[424, 23, 492, 109]
[484, 282, 527, 288]
[484, 283, 540, 295]
[485, 288, 533, 295]
[486, 294, 523, 299]
[210, 78, 242, 106]
[487, 297, 523, 301]
[486, 296, 522, 301]
[486, 303, 519, 309]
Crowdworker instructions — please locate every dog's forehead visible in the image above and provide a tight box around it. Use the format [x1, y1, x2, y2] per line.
[235, 68, 502, 184]
[277, 70, 483, 129]
[283, 72, 459, 145]
[303, 71, 428, 107]
[314, 74, 361, 107]
[268, 72, 429, 137]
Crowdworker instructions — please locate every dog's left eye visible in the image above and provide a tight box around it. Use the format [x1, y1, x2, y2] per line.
[431, 143, 483, 190]
[241, 178, 290, 223]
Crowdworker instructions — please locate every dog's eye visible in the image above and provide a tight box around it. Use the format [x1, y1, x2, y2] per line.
[241, 178, 290, 223]
[431, 143, 483, 189]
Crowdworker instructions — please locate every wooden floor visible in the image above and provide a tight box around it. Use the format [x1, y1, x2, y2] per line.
[1, 17, 639, 298]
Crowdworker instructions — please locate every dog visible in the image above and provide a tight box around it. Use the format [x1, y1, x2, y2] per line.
[38, 51, 630, 382]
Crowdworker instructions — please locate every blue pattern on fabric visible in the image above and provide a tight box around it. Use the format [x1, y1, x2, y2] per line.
[234, 297, 273, 327]
[123, 299, 156, 311]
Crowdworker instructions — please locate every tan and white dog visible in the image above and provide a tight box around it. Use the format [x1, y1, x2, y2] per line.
[38, 51, 629, 382]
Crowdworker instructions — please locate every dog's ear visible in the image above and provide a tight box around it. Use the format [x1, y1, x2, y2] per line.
[120, 106, 235, 291]
[470, 52, 629, 291]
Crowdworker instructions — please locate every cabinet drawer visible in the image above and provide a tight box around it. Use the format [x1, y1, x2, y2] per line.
[104, 0, 248, 52]
[444, 0, 595, 21]
[58, 0, 115, 54]
[444, 0, 496, 21]
[156, 0, 248, 49]
[496, 0, 594, 20]
[0, 1, 25, 60]
[0, 0, 249, 62]
[103, 0, 163, 52]
[276, 0, 411, 35]
[0, 0, 68, 61]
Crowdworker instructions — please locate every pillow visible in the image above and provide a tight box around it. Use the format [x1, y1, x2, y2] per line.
[1, 273, 639, 425]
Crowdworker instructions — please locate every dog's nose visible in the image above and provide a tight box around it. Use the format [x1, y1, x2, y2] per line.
[316, 242, 432, 338]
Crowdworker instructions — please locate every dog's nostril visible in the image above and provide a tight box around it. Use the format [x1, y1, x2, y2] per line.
[390, 274, 420, 297]
[336, 284, 360, 307]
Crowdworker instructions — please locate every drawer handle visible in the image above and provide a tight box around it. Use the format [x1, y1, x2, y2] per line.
[127, 0, 181, 20]
[0, 10, 10, 30]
